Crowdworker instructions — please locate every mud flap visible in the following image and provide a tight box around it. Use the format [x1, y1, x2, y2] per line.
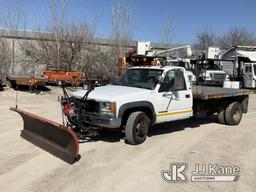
[10, 107, 80, 164]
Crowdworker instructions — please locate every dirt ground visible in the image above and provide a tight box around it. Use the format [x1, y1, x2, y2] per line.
[0, 86, 256, 192]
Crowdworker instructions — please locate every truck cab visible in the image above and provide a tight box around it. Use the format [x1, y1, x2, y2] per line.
[243, 63, 256, 88]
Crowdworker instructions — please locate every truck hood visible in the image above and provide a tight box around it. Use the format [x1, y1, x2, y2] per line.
[200, 70, 226, 75]
[205, 70, 226, 74]
[72, 85, 151, 102]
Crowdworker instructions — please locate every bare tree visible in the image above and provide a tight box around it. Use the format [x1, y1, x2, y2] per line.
[2, 0, 129, 81]
[1, 0, 27, 74]
[196, 28, 217, 50]
[18, 0, 96, 74]
[218, 27, 256, 48]
[85, 0, 134, 81]
[1, 0, 27, 29]
[18, 22, 96, 73]
[160, 12, 175, 48]
[111, 0, 133, 57]
[0, 39, 12, 79]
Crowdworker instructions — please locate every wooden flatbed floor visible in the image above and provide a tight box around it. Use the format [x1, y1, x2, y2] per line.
[192, 86, 256, 100]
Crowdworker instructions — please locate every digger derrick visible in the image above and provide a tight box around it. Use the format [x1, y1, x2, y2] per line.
[10, 107, 80, 164]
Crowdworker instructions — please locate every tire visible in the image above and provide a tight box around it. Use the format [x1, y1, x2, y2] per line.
[225, 102, 243, 125]
[217, 107, 226, 124]
[125, 111, 149, 145]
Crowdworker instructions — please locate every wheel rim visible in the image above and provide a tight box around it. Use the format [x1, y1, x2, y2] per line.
[135, 119, 146, 138]
[233, 109, 241, 122]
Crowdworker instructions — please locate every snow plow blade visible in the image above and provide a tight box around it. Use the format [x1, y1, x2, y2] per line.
[10, 107, 80, 164]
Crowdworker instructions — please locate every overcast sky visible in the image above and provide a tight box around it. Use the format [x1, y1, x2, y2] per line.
[0, 0, 255, 44]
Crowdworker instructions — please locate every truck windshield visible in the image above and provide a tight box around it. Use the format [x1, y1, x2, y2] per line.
[115, 69, 163, 90]
[254, 64, 256, 76]
[199, 64, 220, 70]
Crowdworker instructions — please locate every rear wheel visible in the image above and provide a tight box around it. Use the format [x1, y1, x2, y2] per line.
[217, 107, 226, 124]
[125, 112, 149, 145]
[225, 102, 243, 125]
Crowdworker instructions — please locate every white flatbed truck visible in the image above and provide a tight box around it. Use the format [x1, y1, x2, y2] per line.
[69, 65, 254, 145]
[11, 65, 255, 163]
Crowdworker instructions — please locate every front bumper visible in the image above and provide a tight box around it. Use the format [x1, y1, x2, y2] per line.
[204, 79, 224, 84]
[83, 113, 122, 129]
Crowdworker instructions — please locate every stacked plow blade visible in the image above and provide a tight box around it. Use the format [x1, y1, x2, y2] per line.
[10, 107, 80, 164]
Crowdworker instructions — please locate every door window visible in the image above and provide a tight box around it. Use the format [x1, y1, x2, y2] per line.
[159, 69, 186, 92]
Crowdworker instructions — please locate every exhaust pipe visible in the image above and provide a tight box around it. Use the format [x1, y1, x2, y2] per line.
[10, 107, 80, 164]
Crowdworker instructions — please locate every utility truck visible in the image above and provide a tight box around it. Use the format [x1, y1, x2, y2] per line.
[119, 42, 196, 84]
[221, 45, 256, 89]
[11, 64, 255, 164]
[192, 47, 229, 85]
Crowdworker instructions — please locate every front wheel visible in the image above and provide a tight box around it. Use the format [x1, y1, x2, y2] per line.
[125, 112, 149, 145]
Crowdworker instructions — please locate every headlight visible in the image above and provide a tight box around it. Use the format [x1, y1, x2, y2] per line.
[99, 102, 116, 116]
[209, 73, 213, 80]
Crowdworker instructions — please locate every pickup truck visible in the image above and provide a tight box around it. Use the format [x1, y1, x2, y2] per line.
[11, 65, 255, 163]
[65, 65, 252, 145]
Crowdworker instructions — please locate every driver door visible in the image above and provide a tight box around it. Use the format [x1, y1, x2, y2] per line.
[156, 69, 193, 123]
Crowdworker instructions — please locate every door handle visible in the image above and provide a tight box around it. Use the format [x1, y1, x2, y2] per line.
[185, 94, 190, 98]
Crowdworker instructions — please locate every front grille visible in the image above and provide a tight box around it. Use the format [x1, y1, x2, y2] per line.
[72, 98, 99, 113]
[213, 73, 225, 81]
[83, 100, 99, 113]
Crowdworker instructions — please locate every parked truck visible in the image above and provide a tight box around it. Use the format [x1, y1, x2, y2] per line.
[192, 58, 229, 85]
[119, 42, 197, 84]
[221, 45, 256, 89]
[192, 47, 229, 86]
[11, 64, 255, 164]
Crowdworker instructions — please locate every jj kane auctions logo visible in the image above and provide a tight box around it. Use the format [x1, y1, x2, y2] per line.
[161, 163, 240, 182]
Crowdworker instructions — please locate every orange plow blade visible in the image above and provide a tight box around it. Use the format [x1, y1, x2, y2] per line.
[10, 107, 80, 164]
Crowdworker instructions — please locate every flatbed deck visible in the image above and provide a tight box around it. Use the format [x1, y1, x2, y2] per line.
[192, 86, 256, 100]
